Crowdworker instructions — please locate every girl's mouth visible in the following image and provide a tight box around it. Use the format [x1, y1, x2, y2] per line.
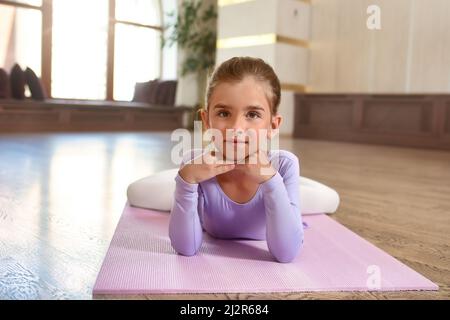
[224, 139, 248, 144]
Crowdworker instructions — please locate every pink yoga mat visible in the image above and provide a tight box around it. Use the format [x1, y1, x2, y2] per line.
[93, 204, 438, 295]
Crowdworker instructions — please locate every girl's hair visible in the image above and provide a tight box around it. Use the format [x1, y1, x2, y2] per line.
[203, 56, 281, 115]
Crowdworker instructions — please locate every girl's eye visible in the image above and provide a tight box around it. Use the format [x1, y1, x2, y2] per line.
[247, 112, 261, 119]
[217, 111, 229, 117]
[216, 111, 260, 119]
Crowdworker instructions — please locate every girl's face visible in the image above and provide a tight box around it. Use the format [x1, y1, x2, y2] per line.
[200, 76, 282, 162]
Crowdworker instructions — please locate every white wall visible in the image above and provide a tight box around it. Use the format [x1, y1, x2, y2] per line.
[216, 0, 311, 136]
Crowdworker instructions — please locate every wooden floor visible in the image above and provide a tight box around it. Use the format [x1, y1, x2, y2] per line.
[0, 132, 448, 300]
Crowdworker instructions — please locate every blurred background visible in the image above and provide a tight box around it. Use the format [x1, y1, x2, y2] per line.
[0, 0, 449, 299]
[1, 0, 449, 140]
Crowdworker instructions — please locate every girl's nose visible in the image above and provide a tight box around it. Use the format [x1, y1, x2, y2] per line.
[228, 127, 245, 139]
[230, 118, 246, 135]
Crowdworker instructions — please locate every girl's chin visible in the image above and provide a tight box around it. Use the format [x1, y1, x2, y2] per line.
[224, 154, 248, 162]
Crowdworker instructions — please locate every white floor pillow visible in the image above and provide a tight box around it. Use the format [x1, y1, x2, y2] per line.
[127, 168, 340, 215]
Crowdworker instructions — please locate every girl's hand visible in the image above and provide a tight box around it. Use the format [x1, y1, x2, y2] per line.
[178, 150, 236, 184]
[235, 149, 277, 184]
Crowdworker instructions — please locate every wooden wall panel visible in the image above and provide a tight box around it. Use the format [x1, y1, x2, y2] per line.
[370, 0, 411, 92]
[362, 100, 432, 133]
[309, 0, 450, 94]
[445, 102, 450, 135]
[334, 0, 372, 92]
[408, 0, 450, 92]
[305, 100, 353, 128]
[294, 94, 450, 150]
[308, 0, 338, 92]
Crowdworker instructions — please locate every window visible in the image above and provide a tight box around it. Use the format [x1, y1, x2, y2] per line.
[52, 0, 108, 100]
[114, 0, 162, 101]
[0, 1, 42, 77]
[5, 0, 42, 5]
[0, 0, 166, 101]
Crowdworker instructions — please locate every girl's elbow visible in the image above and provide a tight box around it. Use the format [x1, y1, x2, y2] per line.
[175, 247, 198, 257]
[169, 231, 201, 256]
[169, 234, 198, 256]
[170, 239, 199, 256]
[272, 236, 304, 263]
[273, 248, 300, 263]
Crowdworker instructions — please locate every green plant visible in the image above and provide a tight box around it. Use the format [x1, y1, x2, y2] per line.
[162, 0, 217, 77]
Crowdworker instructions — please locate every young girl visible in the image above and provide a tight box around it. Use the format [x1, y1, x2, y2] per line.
[169, 56, 304, 263]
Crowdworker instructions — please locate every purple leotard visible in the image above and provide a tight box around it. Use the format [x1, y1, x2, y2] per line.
[169, 149, 304, 263]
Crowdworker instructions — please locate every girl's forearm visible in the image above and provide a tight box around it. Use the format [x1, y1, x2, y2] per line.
[261, 172, 304, 263]
[168, 173, 203, 256]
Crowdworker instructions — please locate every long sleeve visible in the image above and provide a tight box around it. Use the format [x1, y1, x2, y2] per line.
[168, 171, 203, 256]
[260, 156, 304, 263]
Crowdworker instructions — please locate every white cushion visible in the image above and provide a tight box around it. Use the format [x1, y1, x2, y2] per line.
[127, 168, 340, 215]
